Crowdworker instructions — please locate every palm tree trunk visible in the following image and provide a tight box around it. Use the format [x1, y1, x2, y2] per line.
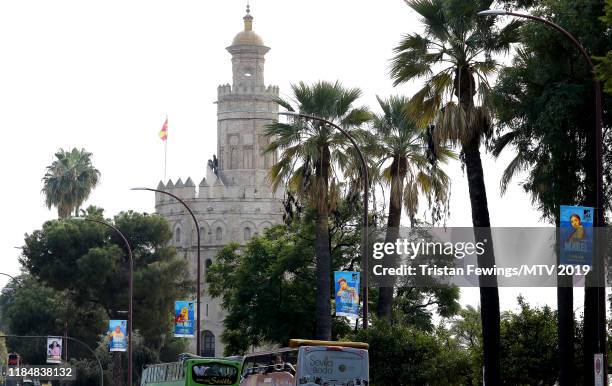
[314, 146, 332, 340]
[463, 135, 501, 385]
[58, 205, 70, 219]
[377, 168, 403, 321]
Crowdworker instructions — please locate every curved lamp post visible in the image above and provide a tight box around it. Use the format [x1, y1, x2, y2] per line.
[73, 217, 133, 386]
[478, 9, 606, 385]
[0, 272, 16, 281]
[131, 187, 202, 352]
[0, 334, 104, 386]
[278, 111, 370, 329]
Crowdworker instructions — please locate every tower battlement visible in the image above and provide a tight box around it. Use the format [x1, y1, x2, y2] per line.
[154, 172, 281, 205]
[217, 84, 279, 97]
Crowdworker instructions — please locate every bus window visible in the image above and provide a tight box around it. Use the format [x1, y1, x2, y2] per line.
[190, 361, 239, 385]
[240, 349, 297, 386]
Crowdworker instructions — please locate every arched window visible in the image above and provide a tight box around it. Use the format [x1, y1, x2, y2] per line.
[205, 259, 212, 272]
[244, 227, 251, 240]
[175, 227, 181, 243]
[215, 227, 222, 241]
[201, 331, 215, 357]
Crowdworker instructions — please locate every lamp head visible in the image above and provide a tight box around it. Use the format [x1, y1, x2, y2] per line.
[477, 9, 508, 16]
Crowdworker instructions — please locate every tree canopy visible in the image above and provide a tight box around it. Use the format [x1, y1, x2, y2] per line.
[42, 148, 101, 218]
[16, 207, 192, 353]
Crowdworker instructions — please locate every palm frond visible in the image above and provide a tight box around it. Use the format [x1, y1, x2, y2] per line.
[500, 154, 529, 194]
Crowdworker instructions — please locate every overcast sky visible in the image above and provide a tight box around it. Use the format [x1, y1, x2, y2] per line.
[0, 0, 593, 313]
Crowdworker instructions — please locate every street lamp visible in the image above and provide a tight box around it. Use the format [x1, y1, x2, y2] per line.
[0, 272, 16, 281]
[131, 187, 203, 352]
[72, 217, 134, 386]
[478, 9, 606, 385]
[278, 111, 370, 329]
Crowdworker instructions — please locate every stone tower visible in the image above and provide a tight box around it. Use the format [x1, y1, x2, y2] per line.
[154, 6, 283, 357]
[217, 4, 279, 186]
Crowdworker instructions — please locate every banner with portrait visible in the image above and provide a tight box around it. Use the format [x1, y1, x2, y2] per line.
[560, 205, 594, 266]
[334, 271, 360, 318]
[46, 336, 62, 364]
[174, 301, 195, 338]
[108, 320, 128, 352]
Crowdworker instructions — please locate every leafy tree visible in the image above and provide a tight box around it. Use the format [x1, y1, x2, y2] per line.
[451, 299, 573, 385]
[208, 225, 317, 354]
[207, 213, 362, 355]
[264, 81, 371, 340]
[0, 329, 7, 385]
[390, 1, 521, 382]
[0, 275, 99, 364]
[393, 286, 460, 331]
[19, 207, 191, 353]
[594, 0, 612, 93]
[42, 148, 101, 218]
[350, 319, 472, 385]
[492, 0, 612, 382]
[362, 95, 454, 320]
[499, 296, 558, 385]
[451, 305, 484, 383]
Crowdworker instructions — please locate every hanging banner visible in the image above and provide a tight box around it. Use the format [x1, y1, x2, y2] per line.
[334, 271, 360, 318]
[560, 205, 594, 266]
[174, 301, 196, 338]
[108, 320, 128, 352]
[46, 336, 62, 364]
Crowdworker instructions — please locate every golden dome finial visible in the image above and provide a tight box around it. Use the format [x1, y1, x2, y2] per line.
[243, 2, 253, 31]
[231, 1, 264, 46]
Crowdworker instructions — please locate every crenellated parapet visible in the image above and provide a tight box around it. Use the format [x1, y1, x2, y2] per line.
[154, 175, 283, 206]
[217, 83, 279, 99]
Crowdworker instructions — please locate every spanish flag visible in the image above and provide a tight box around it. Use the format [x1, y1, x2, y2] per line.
[159, 118, 168, 141]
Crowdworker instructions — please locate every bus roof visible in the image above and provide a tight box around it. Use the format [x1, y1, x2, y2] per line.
[185, 357, 241, 365]
[288, 339, 369, 349]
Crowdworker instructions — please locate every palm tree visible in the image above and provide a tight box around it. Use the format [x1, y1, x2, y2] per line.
[389, 0, 520, 383]
[265, 81, 371, 340]
[364, 95, 454, 320]
[42, 148, 101, 218]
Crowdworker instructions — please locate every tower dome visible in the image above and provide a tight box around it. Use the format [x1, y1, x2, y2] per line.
[231, 5, 264, 46]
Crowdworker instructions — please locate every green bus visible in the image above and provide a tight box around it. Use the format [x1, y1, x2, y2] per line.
[141, 354, 242, 386]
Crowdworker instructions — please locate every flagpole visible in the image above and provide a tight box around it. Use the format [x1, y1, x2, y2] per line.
[164, 114, 168, 181]
[164, 139, 168, 181]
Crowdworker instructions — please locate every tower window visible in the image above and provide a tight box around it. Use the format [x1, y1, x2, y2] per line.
[201, 331, 215, 357]
[175, 227, 181, 243]
[199, 227, 205, 239]
[216, 227, 223, 241]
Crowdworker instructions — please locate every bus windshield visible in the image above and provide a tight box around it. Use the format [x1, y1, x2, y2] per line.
[191, 362, 239, 385]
